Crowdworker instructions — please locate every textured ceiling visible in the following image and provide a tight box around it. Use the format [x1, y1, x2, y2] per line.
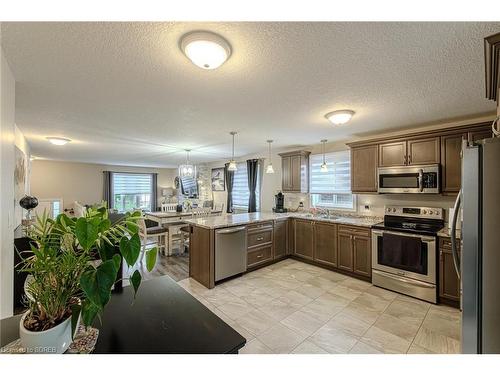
[2, 22, 500, 167]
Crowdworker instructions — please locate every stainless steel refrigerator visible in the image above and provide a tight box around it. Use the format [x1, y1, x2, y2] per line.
[451, 136, 500, 354]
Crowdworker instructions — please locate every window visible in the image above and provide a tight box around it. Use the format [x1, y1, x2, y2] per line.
[35, 199, 63, 219]
[232, 162, 261, 212]
[112, 173, 154, 213]
[309, 150, 355, 210]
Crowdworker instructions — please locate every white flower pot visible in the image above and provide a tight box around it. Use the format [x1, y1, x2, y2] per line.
[19, 311, 77, 354]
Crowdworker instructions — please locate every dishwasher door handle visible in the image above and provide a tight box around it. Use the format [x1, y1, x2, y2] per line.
[216, 226, 247, 234]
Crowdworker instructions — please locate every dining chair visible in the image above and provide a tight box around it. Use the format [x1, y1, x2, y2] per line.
[138, 217, 168, 260]
[191, 208, 212, 217]
[213, 203, 224, 215]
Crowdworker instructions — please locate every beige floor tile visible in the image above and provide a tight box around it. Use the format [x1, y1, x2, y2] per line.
[259, 284, 291, 298]
[315, 290, 352, 309]
[324, 311, 371, 337]
[203, 287, 244, 306]
[309, 326, 358, 353]
[235, 309, 277, 336]
[384, 298, 429, 326]
[258, 323, 308, 354]
[239, 339, 274, 354]
[241, 288, 276, 308]
[281, 310, 325, 336]
[349, 341, 384, 354]
[373, 314, 420, 342]
[177, 277, 209, 295]
[294, 283, 327, 299]
[319, 270, 348, 282]
[352, 292, 392, 313]
[422, 310, 461, 341]
[342, 301, 381, 325]
[288, 269, 317, 282]
[329, 284, 363, 301]
[395, 293, 431, 309]
[273, 277, 304, 290]
[209, 307, 235, 325]
[339, 277, 372, 292]
[291, 340, 329, 354]
[307, 276, 340, 291]
[360, 326, 412, 354]
[217, 299, 256, 320]
[223, 282, 257, 297]
[413, 326, 461, 354]
[299, 300, 344, 323]
[407, 343, 436, 354]
[276, 289, 313, 308]
[258, 298, 298, 320]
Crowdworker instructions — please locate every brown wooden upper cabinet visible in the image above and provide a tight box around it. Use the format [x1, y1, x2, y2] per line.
[313, 222, 337, 267]
[378, 137, 440, 167]
[441, 132, 466, 193]
[293, 219, 313, 260]
[351, 145, 378, 193]
[279, 150, 310, 193]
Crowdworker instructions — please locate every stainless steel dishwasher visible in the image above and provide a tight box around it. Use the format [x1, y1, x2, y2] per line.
[215, 226, 247, 282]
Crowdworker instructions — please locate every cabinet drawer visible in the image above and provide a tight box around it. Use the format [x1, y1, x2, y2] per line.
[247, 221, 274, 232]
[338, 225, 370, 237]
[247, 246, 272, 267]
[247, 229, 273, 248]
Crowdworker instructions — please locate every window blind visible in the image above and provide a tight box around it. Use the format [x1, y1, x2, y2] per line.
[309, 150, 351, 194]
[232, 162, 261, 211]
[113, 173, 153, 195]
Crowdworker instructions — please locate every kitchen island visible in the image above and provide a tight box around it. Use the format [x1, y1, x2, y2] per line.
[184, 212, 381, 289]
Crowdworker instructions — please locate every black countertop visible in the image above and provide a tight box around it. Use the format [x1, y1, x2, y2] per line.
[1, 276, 246, 354]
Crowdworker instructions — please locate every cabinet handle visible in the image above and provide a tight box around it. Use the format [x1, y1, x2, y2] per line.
[257, 236, 264, 241]
[408, 154, 412, 164]
[404, 155, 407, 165]
[257, 254, 263, 258]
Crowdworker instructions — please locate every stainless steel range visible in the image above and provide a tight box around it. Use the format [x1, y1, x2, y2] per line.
[371, 206, 444, 303]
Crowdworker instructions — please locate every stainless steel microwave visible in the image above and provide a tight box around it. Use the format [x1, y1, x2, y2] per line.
[377, 164, 440, 194]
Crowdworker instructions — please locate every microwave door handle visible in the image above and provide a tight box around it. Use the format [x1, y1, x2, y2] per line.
[451, 190, 461, 280]
[418, 169, 424, 192]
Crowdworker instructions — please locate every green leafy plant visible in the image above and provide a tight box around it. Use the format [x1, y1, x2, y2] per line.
[20, 205, 157, 333]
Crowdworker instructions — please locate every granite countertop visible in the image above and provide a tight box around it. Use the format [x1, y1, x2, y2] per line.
[183, 212, 383, 230]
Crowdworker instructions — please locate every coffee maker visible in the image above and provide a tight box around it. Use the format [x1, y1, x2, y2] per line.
[273, 192, 287, 213]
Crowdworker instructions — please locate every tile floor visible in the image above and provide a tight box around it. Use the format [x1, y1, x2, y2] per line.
[177, 258, 461, 354]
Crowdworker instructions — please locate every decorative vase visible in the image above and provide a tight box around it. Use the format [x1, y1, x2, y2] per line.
[19, 310, 78, 354]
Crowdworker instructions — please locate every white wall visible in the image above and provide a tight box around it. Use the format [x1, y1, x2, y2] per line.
[31, 159, 177, 211]
[1, 45, 31, 318]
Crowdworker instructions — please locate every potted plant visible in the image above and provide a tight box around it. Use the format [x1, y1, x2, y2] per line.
[18, 205, 157, 353]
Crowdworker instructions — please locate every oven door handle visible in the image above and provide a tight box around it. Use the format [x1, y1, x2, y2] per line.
[418, 169, 424, 192]
[372, 229, 435, 242]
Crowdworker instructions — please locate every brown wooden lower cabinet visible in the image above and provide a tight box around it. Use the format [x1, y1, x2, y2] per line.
[293, 219, 314, 260]
[287, 219, 295, 255]
[439, 237, 461, 304]
[353, 233, 371, 277]
[337, 225, 371, 277]
[273, 219, 287, 260]
[313, 222, 337, 267]
[247, 245, 273, 268]
[337, 228, 354, 272]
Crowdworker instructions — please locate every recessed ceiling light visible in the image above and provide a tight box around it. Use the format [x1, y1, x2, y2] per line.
[46, 137, 71, 146]
[180, 31, 231, 70]
[325, 110, 355, 125]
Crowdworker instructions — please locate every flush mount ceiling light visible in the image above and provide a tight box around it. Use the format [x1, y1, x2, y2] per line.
[46, 137, 71, 146]
[227, 132, 238, 171]
[266, 140, 275, 174]
[179, 149, 195, 178]
[320, 139, 328, 173]
[325, 110, 355, 125]
[180, 31, 232, 70]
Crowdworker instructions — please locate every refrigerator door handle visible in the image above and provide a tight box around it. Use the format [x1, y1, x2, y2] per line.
[451, 190, 461, 279]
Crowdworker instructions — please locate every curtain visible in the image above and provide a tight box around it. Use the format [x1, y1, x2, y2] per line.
[103, 171, 113, 209]
[246, 159, 259, 213]
[224, 163, 235, 213]
[151, 173, 158, 212]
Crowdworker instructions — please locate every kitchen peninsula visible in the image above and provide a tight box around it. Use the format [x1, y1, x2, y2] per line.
[184, 212, 382, 289]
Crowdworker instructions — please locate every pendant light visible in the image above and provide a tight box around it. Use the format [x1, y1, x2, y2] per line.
[228, 132, 238, 171]
[179, 149, 195, 178]
[266, 140, 275, 174]
[320, 140, 328, 173]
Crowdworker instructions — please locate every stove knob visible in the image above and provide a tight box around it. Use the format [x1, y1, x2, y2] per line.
[423, 210, 427, 214]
